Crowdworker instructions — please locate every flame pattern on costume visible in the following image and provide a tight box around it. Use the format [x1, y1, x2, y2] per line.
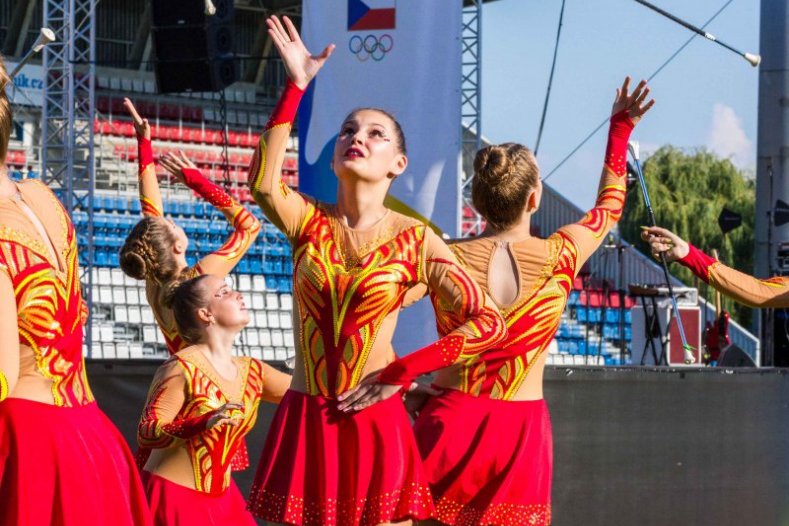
[0, 180, 94, 406]
[294, 209, 423, 396]
[433, 110, 632, 401]
[138, 355, 265, 495]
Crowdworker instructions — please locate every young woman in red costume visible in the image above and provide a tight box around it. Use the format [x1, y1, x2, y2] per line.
[119, 99, 261, 356]
[643, 226, 789, 306]
[245, 15, 506, 526]
[390, 77, 655, 526]
[138, 274, 290, 525]
[119, 100, 267, 476]
[0, 56, 152, 525]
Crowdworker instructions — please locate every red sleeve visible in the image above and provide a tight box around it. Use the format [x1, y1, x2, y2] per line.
[378, 229, 506, 387]
[180, 167, 234, 209]
[678, 243, 718, 284]
[265, 78, 304, 130]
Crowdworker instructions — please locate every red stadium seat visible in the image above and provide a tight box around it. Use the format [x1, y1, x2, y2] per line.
[160, 104, 178, 120]
[227, 130, 240, 146]
[96, 97, 110, 113]
[242, 133, 256, 148]
[282, 157, 297, 171]
[110, 99, 126, 114]
[164, 125, 182, 142]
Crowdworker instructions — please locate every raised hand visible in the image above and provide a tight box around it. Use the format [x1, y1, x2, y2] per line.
[266, 15, 334, 90]
[641, 225, 689, 262]
[206, 402, 244, 429]
[123, 98, 151, 140]
[158, 150, 196, 185]
[611, 77, 655, 125]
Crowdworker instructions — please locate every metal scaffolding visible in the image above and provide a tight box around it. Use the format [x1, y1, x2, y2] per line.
[43, 0, 97, 354]
[460, 0, 484, 237]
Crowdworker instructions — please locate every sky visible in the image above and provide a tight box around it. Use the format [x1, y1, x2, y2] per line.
[480, 0, 760, 209]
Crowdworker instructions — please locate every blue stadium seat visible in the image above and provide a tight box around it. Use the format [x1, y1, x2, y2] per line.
[568, 290, 581, 305]
[94, 250, 109, 266]
[249, 259, 262, 274]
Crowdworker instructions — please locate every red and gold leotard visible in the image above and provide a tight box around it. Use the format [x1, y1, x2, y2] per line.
[432, 110, 633, 401]
[135, 135, 261, 355]
[679, 244, 789, 307]
[248, 80, 506, 397]
[0, 178, 151, 526]
[0, 179, 92, 406]
[245, 80, 504, 526]
[411, 111, 634, 526]
[137, 347, 286, 494]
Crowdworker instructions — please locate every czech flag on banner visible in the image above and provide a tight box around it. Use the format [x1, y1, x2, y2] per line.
[348, 0, 396, 31]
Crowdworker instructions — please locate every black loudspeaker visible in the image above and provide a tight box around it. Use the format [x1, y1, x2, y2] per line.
[773, 308, 789, 367]
[151, 0, 238, 93]
[717, 344, 757, 367]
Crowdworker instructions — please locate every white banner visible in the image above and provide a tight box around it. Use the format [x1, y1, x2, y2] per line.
[298, 0, 462, 234]
[5, 62, 45, 107]
[299, 0, 463, 355]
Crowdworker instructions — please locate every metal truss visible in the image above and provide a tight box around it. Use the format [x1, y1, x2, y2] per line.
[43, 0, 97, 354]
[460, 0, 484, 237]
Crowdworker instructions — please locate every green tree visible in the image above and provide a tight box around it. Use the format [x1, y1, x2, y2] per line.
[620, 146, 756, 326]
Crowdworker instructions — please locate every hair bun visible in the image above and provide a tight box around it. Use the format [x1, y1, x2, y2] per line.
[474, 145, 512, 187]
[119, 245, 148, 280]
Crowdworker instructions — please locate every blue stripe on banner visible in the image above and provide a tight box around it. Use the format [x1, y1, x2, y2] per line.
[347, 0, 371, 30]
[298, 81, 338, 203]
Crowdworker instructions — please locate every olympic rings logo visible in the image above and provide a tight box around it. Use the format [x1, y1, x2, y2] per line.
[348, 34, 393, 62]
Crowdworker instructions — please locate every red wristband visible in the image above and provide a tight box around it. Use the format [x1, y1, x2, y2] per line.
[265, 79, 305, 131]
[604, 110, 635, 177]
[161, 411, 213, 439]
[678, 243, 717, 284]
[181, 167, 234, 209]
[138, 137, 154, 171]
[378, 333, 468, 387]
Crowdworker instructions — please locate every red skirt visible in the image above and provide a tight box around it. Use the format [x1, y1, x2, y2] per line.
[414, 389, 552, 526]
[143, 472, 256, 526]
[248, 389, 434, 526]
[0, 398, 152, 526]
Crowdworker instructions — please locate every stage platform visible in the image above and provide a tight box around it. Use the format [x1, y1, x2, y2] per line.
[86, 362, 789, 526]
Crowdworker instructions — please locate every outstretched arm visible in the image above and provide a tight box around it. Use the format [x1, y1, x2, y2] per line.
[159, 152, 261, 277]
[124, 98, 163, 217]
[643, 226, 789, 308]
[248, 16, 334, 240]
[0, 271, 19, 401]
[559, 77, 655, 273]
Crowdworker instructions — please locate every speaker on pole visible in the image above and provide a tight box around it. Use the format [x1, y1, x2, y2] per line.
[717, 343, 757, 367]
[151, 0, 238, 93]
